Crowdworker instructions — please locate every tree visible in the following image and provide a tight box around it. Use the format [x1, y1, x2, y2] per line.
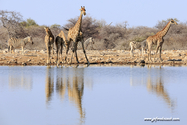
[26, 18, 38, 26]
[50, 24, 61, 29]
[0, 10, 28, 38]
[97, 19, 107, 28]
[20, 18, 38, 27]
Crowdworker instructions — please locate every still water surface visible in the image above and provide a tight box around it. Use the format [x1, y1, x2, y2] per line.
[0, 65, 187, 125]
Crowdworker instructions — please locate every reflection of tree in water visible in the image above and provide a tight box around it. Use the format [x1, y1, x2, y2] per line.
[56, 67, 85, 120]
[130, 65, 175, 110]
[45, 66, 54, 103]
[8, 67, 32, 90]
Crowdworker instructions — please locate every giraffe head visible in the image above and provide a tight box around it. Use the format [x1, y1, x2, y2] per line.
[170, 19, 178, 25]
[44, 27, 53, 36]
[80, 6, 86, 16]
[44, 27, 50, 33]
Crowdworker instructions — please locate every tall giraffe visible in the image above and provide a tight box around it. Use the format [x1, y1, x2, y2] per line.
[64, 6, 90, 65]
[146, 19, 178, 62]
[44, 27, 54, 64]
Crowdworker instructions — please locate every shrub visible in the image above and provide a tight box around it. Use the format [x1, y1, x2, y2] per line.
[1, 12, 187, 51]
[20, 18, 38, 27]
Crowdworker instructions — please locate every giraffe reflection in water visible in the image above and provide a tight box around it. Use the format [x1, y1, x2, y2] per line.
[56, 67, 85, 119]
[130, 65, 175, 109]
[45, 67, 54, 103]
[45, 66, 85, 121]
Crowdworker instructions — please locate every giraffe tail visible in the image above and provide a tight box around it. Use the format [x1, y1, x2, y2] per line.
[55, 36, 60, 45]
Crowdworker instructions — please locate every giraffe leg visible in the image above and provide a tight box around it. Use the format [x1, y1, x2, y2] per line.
[10, 46, 14, 54]
[49, 46, 51, 64]
[156, 40, 163, 62]
[74, 43, 79, 64]
[47, 45, 51, 64]
[155, 45, 159, 62]
[51, 44, 54, 59]
[70, 42, 76, 65]
[60, 42, 62, 63]
[56, 44, 59, 66]
[81, 40, 90, 65]
[60, 41, 64, 64]
[159, 46, 163, 62]
[52, 43, 54, 55]
[64, 44, 70, 63]
[55, 38, 58, 65]
[47, 46, 49, 64]
[148, 43, 152, 62]
[11, 47, 15, 54]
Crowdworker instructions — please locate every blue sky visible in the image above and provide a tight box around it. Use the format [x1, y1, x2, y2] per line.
[0, 0, 186, 27]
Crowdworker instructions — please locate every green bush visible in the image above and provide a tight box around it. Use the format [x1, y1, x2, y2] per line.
[20, 18, 38, 27]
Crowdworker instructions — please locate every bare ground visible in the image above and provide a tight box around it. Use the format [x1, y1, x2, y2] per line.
[0, 49, 187, 66]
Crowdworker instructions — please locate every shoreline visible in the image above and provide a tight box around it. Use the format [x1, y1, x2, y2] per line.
[0, 49, 187, 66]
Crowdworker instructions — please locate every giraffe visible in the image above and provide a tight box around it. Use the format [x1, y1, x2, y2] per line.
[146, 19, 178, 62]
[44, 27, 54, 64]
[64, 6, 90, 65]
[55, 30, 67, 65]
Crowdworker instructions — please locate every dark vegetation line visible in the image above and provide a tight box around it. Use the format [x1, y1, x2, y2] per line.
[0, 10, 187, 50]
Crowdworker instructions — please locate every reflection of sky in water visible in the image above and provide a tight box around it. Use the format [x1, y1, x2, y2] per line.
[0, 66, 187, 125]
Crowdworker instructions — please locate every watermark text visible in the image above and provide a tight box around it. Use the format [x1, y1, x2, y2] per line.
[144, 117, 180, 122]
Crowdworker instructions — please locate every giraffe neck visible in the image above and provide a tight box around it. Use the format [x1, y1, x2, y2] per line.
[46, 30, 53, 37]
[158, 22, 171, 37]
[74, 12, 83, 32]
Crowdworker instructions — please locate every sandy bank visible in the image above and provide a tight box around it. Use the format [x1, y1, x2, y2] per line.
[0, 49, 187, 66]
